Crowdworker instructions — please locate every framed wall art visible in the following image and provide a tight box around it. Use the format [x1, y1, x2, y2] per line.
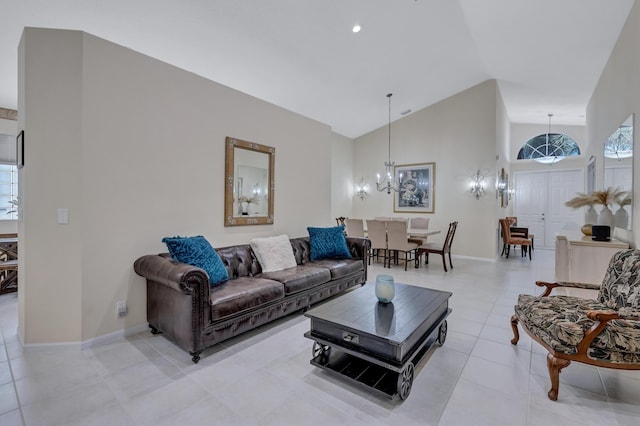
[393, 162, 435, 213]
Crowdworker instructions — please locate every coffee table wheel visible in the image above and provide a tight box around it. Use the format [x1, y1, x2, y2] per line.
[312, 342, 331, 360]
[437, 320, 448, 345]
[397, 362, 414, 400]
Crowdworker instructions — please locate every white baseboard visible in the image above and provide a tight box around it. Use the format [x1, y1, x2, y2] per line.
[22, 323, 149, 352]
[452, 254, 496, 262]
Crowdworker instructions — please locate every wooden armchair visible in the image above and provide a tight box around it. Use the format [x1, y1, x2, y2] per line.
[511, 249, 640, 400]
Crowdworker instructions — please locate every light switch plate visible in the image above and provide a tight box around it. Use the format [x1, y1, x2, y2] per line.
[57, 208, 69, 224]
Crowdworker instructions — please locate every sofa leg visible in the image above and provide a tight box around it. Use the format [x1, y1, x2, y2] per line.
[510, 315, 520, 344]
[190, 351, 203, 364]
[546, 354, 570, 401]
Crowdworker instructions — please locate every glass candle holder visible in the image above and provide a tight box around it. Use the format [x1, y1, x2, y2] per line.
[375, 274, 395, 303]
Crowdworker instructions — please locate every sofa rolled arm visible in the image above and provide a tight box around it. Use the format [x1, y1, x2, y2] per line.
[346, 237, 370, 259]
[134, 254, 210, 295]
[346, 237, 370, 282]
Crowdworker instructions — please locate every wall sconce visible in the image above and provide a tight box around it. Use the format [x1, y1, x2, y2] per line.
[355, 177, 369, 200]
[496, 167, 509, 207]
[469, 169, 485, 200]
[496, 168, 508, 197]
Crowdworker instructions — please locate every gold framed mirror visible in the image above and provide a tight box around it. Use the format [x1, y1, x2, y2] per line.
[224, 136, 275, 226]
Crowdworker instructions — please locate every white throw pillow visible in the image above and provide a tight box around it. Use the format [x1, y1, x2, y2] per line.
[250, 235, 297, 272]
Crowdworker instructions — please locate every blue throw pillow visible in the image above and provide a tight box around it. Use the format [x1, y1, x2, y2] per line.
[307, 225, 352, 261]
[162, 236, 229, 285]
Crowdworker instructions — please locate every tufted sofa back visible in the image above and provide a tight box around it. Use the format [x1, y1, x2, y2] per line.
[289, 237, 312, 265]
[598, 249, 640, 309]
[216, 244, 263, 279]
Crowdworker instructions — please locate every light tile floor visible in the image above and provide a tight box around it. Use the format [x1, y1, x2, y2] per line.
[1, 249, 640, 425]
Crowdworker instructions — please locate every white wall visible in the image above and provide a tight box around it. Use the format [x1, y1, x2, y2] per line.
[587, 0, 640, 247]
[19, 28, 338, 344]
[495, 88, 512, 243]
[352, 80, 501, 259]
[330, 132, 354, 220]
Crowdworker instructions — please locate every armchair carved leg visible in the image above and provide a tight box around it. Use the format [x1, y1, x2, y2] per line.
[510, 315, 520, 345]
[546, 354, 571, 401]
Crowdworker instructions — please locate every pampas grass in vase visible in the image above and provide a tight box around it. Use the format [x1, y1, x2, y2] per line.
[564, 192, 598, 229]
[614, 192, 632, 230]
[593, 187, 625, 228]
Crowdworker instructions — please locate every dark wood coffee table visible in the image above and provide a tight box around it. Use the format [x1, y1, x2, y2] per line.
[304, 282, 452, 400]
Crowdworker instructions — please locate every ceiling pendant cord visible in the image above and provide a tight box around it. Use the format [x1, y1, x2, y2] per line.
[376, 93, 400, 193]
[387, 93, 392, 167]
[547, 113, 553, 159]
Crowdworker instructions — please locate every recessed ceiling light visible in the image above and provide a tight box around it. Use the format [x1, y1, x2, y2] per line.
[352, 24, 361, 33]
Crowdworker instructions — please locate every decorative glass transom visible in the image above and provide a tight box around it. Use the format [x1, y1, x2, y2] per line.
[604, 125, 633, 159]
[517, 133, 581, 161]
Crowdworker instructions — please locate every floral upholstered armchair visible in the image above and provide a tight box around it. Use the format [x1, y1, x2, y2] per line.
[510, 249, 640, 400]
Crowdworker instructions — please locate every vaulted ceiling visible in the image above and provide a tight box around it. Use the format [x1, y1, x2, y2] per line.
[0, 0, 635, 138]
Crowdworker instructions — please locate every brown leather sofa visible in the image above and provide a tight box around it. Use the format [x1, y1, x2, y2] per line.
[134, 236, 370, 363]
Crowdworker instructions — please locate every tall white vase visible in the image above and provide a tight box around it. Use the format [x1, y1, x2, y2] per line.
[597, 205, 615, 229]
[614, 206, 629, 230]
[584, 205, 598, 225]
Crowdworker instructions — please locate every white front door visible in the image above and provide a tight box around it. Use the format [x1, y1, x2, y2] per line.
[514, 172, 547, 247]
[514, 169, 584, 249]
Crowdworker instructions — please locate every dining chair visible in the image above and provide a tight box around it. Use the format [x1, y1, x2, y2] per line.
[416, 221, 458, 271]
[499, 219, 531, 259]
[366, 219, 388, 266]
[408, 217, 430, 245]
[506, 217, 535, 252]
[386, 220, 418, 271]
[345, 218, 365, 237]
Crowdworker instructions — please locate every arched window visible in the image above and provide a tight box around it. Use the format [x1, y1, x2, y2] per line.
[604, 125, 632, 159]
[517, 133, 581, 164]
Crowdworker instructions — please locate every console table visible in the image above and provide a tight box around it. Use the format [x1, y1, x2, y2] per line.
[555, 232, 629, 286]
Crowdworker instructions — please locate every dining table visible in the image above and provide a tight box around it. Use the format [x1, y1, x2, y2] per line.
[408, 229, 441, 245]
